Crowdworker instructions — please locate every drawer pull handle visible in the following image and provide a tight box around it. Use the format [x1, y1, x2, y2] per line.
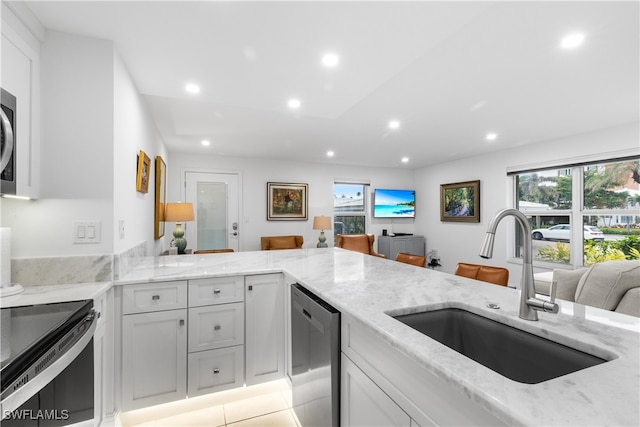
[179, 319, 185, 326]
[152, 295, 160, 301]
[213, 368, 220, 374]
[213, 289, 221, 294]
[214, 325, 221, 331]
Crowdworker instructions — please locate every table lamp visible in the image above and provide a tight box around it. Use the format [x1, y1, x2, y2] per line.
[313, 216, 332, 248]
[164, 202, 195, 254]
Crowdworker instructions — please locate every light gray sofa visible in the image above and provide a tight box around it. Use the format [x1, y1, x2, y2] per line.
[534, 260, 640, 317]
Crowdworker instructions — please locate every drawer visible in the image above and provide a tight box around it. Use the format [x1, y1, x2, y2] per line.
[123, 281, 188, 314]
[188, 303, 244, 352]
[189, 276, 244, 307]
[188, 346, 244, 397]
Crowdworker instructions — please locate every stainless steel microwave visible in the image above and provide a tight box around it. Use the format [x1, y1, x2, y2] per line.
[1, 88, 17, 196]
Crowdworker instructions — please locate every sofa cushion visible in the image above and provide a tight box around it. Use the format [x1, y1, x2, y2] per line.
[575, 260, 640, 311]
[268, 236, 297, 250]
[615, 288, 640, 317]
[552, 268, 589, 302]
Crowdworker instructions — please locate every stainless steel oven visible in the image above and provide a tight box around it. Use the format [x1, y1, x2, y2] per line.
[1, 87, 17, 196]
[1, 300, 97, 426]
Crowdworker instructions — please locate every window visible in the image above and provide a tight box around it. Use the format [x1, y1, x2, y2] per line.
[333, 182, 368, 241]
[512, 158, 640, 267]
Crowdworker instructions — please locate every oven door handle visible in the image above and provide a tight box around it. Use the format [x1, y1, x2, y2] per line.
[0, 310, 98, 418]
[0, 107, 14, 173]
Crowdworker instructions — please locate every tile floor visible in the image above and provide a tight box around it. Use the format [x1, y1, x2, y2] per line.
[119, 379, 298, 427]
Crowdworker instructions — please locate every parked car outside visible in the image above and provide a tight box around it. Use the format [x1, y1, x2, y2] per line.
[531, 224, 605, 241]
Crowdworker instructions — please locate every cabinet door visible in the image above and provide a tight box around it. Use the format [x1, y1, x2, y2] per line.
[188, 346, 244, 397]
[245, 274, 285, 385]
[188, 303, 244, 352]
[121, 309, 187, 411]
[341, 354, 411, 427]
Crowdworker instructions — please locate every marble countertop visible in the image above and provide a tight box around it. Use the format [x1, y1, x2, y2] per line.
[0, 282, 112, 308]
[116, 248, 640, 426]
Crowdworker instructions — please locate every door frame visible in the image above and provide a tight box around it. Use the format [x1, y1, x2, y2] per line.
[181, 167, 243, 251]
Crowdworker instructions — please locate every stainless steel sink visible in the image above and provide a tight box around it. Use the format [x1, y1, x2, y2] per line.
[392, 308, 609, 384]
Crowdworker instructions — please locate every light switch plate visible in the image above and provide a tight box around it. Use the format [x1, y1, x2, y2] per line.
[74, 221, 102, 244]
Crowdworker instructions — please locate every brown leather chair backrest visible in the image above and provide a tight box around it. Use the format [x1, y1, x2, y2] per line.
[260, 235, 303, 250]
[454, 262, 509, 286]
[395, 253, 426, 267]
[336, 234, 385, 258]
[193, 249, 235, 254]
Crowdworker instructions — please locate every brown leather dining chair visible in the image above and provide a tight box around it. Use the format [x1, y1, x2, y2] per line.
[260, 235, 304, 250]
[395, 253, 426, 267]
[454, 262, 509, 286]
[336, 234, 385, 258]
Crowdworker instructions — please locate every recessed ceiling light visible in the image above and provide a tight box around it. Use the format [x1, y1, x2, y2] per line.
[560, 33, 585, 49]
[327, 150, 335, 157]
[185, 83, 200, 94]
[322, 53, 340, 68]
[389, 120, 400, 129]
[486, 133, 497, 141]
[401, 157, 409, 163]
[201, 140, 211, 147]
[288, 98, 301, 109]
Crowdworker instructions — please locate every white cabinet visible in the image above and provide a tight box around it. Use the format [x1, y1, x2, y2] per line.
[121, 281, 188, 411]
[341, 354, 411, 427]
[188, 346, 244, 397]
[245, 273, 285, 385]
[378, 236, 425, 260]
[93, 288, 113, 426]
[188, 303, 244, 353]
[1, 4, 40, 198]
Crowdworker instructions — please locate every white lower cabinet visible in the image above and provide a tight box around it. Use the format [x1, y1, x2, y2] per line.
[245, 274, 285, 385]
[188, 346, 244, 397]
[119, 274, 286, 413]
[121, 308, 188, 411]
[341, 354, 411, 427]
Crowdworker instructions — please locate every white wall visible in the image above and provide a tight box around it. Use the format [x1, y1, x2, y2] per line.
[414, 122, 640, 285]
[2, 31, 167, 258]
[167, 153, 416, 251]
[113, 50, 168, 255]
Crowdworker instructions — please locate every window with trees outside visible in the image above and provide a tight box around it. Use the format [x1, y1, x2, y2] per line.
[333, 182, 368, 242]
[513, 158, 640, 267]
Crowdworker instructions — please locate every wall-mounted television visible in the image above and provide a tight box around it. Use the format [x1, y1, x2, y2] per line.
[373, 189, 415, 218]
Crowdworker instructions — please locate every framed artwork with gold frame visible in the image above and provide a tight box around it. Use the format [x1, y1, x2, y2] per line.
[136, 150, 151, 193]
[154, 156, 166, 239]
[440, 180, 480, 223]
[267, 182, 308, 221]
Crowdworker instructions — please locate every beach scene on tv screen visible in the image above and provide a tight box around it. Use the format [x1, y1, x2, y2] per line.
[374, 189, 415, 217]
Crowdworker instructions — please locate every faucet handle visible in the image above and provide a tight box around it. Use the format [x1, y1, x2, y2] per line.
[549, 279, 558, 305]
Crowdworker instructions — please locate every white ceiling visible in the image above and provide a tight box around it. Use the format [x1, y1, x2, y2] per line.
[22, 1, 640, 168]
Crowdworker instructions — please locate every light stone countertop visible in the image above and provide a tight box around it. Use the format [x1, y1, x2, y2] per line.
[0, 281, 112, 308]
[114, 248, 640, 427]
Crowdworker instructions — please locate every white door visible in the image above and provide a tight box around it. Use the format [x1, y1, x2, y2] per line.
[185, 172, 240, 251]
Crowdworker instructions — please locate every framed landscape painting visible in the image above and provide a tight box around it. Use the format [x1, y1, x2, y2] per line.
[440, 180, 480, 223]
[267, 182, 308, 221]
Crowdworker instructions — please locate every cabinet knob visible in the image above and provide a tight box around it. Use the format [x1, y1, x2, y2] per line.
[179, 319, 185, 326]
[213, 368, 220, 374]
[213, 289, 221, 294]
[152, 295, 160, 301]
[214, 325, 221, 331]
[248, 285, 253, 291]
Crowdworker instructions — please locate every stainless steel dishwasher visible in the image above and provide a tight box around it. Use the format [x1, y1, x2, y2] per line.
[291, 283, 340, 427]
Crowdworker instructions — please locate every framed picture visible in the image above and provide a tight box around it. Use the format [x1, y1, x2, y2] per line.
[136, 150, 151, 193]
[154, 156, 166, 239]
[440, 180, 480, 223]
[267, 182, 308, 221]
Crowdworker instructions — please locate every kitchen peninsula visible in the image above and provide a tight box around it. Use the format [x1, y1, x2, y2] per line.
[113, 248, 640, 427]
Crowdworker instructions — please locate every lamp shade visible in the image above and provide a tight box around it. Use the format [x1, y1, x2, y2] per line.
[165, 202, 195, 222]
[313, 216, 332, 230]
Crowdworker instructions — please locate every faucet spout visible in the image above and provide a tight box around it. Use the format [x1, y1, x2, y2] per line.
[479, 208, 558, 321]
